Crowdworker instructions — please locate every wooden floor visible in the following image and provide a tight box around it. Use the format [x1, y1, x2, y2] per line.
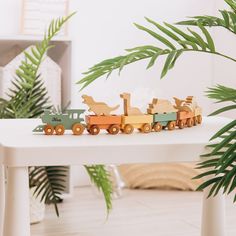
[31, 187, 236, 236]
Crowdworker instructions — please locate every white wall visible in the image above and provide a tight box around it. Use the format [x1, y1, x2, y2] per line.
[69, 0, 215, 113]
[0, 0, 22, 35]
[0, 0, 234, 185]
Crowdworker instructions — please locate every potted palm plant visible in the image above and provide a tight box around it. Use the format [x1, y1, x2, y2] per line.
[0, 13, 113, 220]
[78, 0, 236, 200]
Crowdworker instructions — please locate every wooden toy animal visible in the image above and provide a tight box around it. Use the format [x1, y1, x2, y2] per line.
[147, 98, 177, 114]
[185, 96, 198, 110]
[173, 97, 193, 112]
[173, 96, 202, 128]
[82, 95, 119, 115]
[120, 93, 143, 116]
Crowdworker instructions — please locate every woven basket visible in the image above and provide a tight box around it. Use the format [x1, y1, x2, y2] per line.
[119, 163, 203, 191]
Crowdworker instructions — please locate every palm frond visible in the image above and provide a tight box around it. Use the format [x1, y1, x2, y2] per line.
[225, 0, 236, 11]
[195, 83, 236, 201]
[29, 166, 69, 217]
[207, 85, 236, 104]
[1, 75, 51, 118]
[206, 85, 236, 116]
[84, 165, 113, 214]
[196, 130, 236, 198]
[78, 17, 236, 89]
[177, 0, 236, 34]
[16, 12, 75, 89]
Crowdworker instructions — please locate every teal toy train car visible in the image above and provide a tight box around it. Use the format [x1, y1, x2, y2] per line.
[33, 109, 85, 135]
[152, 112, 177, 132]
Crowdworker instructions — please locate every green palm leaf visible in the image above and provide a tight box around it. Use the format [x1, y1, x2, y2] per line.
[84, 165, 113, 214]
[29, 166, 68, 217]
[78, 15, 236, 88]
[194, 82, 236, 201]
[177, 1, 236, 34]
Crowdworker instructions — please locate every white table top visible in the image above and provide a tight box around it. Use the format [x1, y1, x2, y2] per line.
[0, 117, 231, 167]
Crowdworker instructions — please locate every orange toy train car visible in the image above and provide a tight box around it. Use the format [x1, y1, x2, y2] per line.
[86, 115, 122, 135]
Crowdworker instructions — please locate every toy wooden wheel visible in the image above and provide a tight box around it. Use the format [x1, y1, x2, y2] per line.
[141, 123, 151, 133]
[89, 125, 100, 135]
[153, 123, 162, 132]
[108, 125, 120, 135]
[178, 120, 185, 129]
[167, 121, 176, 130]
[187, 118, 193, 127]
[124, 124, 134, 134]
[197, 115, 202, 124]
[55, 125, 65, 135]
[44, 124, 54, 135]
[72, 123, 85, 135]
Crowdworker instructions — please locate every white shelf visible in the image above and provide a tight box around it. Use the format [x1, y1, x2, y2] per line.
[0, 35, 72, 108]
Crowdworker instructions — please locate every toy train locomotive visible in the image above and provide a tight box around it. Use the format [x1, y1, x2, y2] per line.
[33, 93, 202, 135]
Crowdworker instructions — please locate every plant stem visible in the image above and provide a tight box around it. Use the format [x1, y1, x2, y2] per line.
[214, 52, 236, 62]
[180, 49, 236, 63]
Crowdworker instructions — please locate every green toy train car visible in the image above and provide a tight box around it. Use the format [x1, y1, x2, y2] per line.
[152, 112, 177, 132]
[33, 109, 86, 135]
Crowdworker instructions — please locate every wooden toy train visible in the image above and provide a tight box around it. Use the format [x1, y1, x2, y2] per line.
[33, 93, 202, 135]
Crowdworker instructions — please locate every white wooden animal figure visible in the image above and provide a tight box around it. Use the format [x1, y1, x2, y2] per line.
[120, 93, 143, 116]
[82, 95, 119, 115]
[147, 98, 177, 114]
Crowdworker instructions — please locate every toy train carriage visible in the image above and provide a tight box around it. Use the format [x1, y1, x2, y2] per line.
[177, 110, 202, 129]
[121, 115, 153, 134]
[152, 112, 177, 132]
[33, 109, 86, 135]
[86, 115, 122, 135]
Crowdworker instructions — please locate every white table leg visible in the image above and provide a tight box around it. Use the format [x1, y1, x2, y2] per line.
[201, 185, 225, 236]
[4, 167, 30, 236]
[0, 165, 5, 236]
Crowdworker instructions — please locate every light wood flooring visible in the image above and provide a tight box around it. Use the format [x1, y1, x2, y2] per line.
[31, 187, 236, 236]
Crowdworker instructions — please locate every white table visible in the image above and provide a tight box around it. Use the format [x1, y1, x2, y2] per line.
[0, 117, 230, 236]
